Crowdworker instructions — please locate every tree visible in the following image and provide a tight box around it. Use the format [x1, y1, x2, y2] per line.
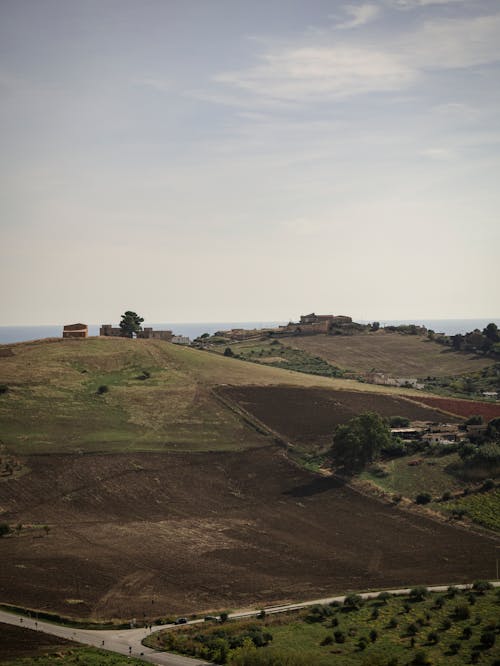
[331, 412, 392, 472]
[224, 347, 234, 357]
[483, 322, 500, 343]
[119, 311, 144, 338]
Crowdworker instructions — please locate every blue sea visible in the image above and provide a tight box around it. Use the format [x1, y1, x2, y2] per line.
[1, 319, 499, 345]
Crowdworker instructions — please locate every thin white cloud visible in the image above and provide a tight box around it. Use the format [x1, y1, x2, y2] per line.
[335, 4, 381, 29]
[405, 13, 500, 69]
[133, 77, 172, 92]
[419, 146, 454, 159]
[209, 10, 500, 106]
[213, 47, 417, 102]
[389, 0, 466, 8]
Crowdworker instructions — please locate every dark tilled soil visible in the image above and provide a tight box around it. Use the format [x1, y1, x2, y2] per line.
[0, 622, 75, 658]
[415, 395, 500, 420]
[0, 448, 495, 622]
[219, 386, 458, 448]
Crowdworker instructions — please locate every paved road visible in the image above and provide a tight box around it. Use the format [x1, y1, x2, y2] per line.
[1, 581, 499, 665]
[0, 610, 209, 666]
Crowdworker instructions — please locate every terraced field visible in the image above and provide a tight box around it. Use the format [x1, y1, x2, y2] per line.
[283, 330, 494, 377]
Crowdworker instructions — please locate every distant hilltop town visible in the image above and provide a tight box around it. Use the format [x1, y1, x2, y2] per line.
[62, 323, 190, 345]
[215, 312, 359, 341]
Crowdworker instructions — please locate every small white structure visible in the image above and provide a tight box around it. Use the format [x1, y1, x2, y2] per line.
[171, 335, 190, 345]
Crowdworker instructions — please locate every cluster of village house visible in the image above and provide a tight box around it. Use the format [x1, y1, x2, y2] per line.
[391, 421, 488, 446]
[62, 323, 190, 345]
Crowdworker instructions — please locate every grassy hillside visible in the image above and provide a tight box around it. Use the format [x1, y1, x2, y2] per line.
[284, 330, 494, 378]
[0, 337, 424, 455]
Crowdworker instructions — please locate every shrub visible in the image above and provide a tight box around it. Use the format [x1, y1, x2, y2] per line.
[411, 651, 432, 665]
[448, 641, 460, 655]
[369, 629, 378, 643]
[306, 604, 333, 622]
[0, 384, 8, 395]
[407, 623, 418, 636]
[481, 478, 495, 491]
[223, 347, 234, 357]
[357, 637, 368, 651]
[472, 580, 493, 594]
[334, 630, 345, 643]
[377, 591, 391, 604]
[344, 594, 363, 610]
[320, 635, 333, 646]
[446, 586, 459, 598]
[441, 491, 452, 501]
[96, 385, 108, 395]
[427, 631, 439, 644]
[415, 493, 431, 505]
[451, 508, 466, 519]
[480, 630, 496, 649]
[390, 416, 410, 428]
[440, 618, 451, 630]
[410, 586, 428, 601]
[452, 604, 470, 620]
[462, 626, 472, 639]
[388, 617, 398, 629]
[0, 523, 10, 537]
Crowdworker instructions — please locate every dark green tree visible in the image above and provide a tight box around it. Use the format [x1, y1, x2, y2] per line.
[331, 412, 392, 472]
[119, 311, 144, 338]
[483, 322, 500, 343]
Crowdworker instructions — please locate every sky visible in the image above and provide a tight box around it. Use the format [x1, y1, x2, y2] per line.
[1, 0, 499, 325]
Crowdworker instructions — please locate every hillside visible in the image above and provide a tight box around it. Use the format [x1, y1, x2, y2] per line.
[0, 336, 427, 455]
[0, 336, 498, 624]
[284, 330, 494, 378]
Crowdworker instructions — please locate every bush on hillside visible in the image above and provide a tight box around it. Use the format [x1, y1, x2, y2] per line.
[415, 493, 432, 505]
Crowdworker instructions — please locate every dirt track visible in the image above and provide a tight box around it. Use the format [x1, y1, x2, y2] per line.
[0, 448, 496, 621]
[219, 387, 458, 449]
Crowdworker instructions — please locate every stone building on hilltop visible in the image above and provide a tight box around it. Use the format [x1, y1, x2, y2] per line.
[100, 324, 172, 341]
[63, 323, 88, 339]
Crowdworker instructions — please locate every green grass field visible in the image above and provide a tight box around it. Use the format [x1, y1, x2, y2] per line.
[146, 586, 500, 665]
[359, 453, 467, 500]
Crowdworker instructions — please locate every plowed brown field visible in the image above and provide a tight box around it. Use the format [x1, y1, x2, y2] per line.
[415, 396, 500, 420]
[0, 448, 495, 622]
[219, 387, 458, 449]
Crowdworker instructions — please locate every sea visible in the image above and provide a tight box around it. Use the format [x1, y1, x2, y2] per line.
[1, 319, 500, 345]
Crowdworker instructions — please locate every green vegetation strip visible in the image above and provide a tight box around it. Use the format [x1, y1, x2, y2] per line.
[1, 648, 148, 666]
[145, 585, 500, 665]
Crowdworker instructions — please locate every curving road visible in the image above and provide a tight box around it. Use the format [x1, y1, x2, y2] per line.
[1, 582, 499, 665]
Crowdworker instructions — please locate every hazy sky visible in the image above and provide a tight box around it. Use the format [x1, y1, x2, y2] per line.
[1, 0, 499, 325]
